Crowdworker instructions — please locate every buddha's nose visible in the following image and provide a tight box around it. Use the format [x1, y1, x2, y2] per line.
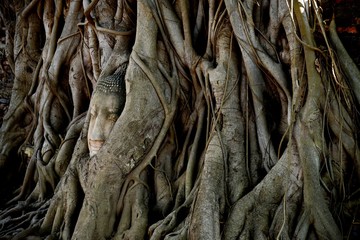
[89, 117, 105, 141]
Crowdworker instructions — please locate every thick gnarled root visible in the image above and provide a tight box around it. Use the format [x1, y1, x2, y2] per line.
[114, 171, 149, 240]
[224, 148, 302, 239]
[0, 200, 50, 239]
[40, 169, 82, 239]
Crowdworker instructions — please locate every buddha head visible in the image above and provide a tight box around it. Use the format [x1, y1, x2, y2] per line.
[87, 64, 127, 157]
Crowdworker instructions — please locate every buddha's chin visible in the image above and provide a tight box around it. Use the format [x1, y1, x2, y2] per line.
[88, 140, 104, 157]
[89, 146, 102, 157]
[89, 149, 98, 157]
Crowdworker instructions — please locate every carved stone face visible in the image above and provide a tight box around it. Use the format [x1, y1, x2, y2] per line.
[87, 91, 122, 157]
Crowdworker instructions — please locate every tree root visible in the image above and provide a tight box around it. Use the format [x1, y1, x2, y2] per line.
[189, 133, 225, 240]
[0, 200, 49, 239]
[1, 0, 360, 239]
[114, 171, 149, 240]
[40, 168, 82, 239]
[149, 180, 199, 240]
[224, 146, 302, 239]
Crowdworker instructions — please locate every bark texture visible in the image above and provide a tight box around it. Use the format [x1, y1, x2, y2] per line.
[0, 0, 360, 239]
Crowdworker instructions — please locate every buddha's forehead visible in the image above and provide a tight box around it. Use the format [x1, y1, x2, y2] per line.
[90, 91, 122, 110]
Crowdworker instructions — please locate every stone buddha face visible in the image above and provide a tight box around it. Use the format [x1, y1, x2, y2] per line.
[87, 65, 127, 157]
[88, 91, 122, 157]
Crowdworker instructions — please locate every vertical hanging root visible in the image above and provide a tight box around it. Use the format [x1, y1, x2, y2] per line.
[295, 120, 342, 239]
[189, 133, 225, 240]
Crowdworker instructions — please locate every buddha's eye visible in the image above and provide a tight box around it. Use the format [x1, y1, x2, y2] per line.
[108, 113, 119, 122]
[90, 109, 96, 117]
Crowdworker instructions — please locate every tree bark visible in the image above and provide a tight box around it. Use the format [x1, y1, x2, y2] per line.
[1, 0, 360, 239]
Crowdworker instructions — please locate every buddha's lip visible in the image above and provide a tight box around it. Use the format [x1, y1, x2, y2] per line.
[88, 140, 105, 150]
